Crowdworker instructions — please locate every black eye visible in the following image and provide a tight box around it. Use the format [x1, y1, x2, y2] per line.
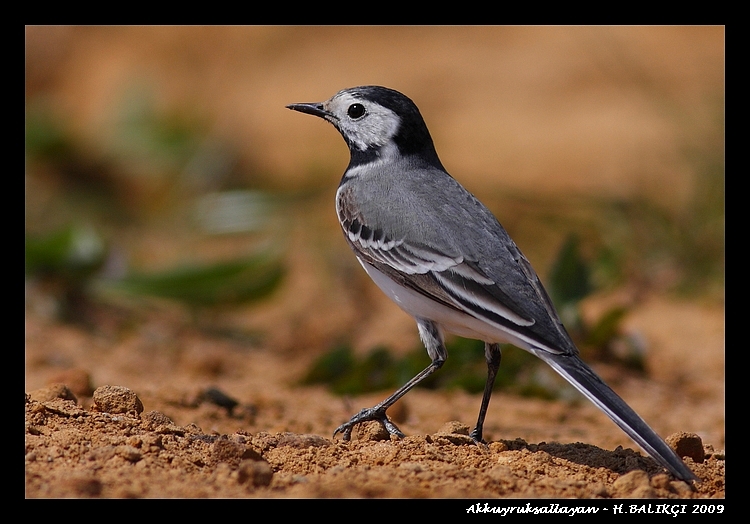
[347, 103, 366, 119]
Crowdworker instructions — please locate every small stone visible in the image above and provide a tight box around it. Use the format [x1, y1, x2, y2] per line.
[489, 441, 509, 453]
[670, 480, 695, 497]
[47, 369, 94, 397]
[183, 423, 203, 434]
[613, 470, 656, 498]
[277, 432, 331, 448]
[200, 387, 239, 413]
[140, 410, 175, 430]
[433, 421, 474, 445]
[237, 459, 273, 487]
[212, 437, 248, 466]
[116, 445, 142, 462]
[92, 386, 143, 415]
[487, 465, 513, 481]
[42, 398, 85, 417]
[438, 420, 471, 435]
[28, 384, 77, 403]
[666, 432, 705, 463]
[66, 476, 103, 497]
[496, 438, 528, 451]
[650, 473, 672, 490]
[353, 421, 390, 442]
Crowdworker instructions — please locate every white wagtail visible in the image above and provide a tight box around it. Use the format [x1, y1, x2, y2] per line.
[287, 86, 697, 482]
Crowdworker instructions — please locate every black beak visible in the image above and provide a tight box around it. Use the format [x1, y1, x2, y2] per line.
[286, 102, 332, 120]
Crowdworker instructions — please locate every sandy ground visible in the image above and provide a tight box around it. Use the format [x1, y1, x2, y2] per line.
[25, 27, 724, 499]
[25, 295, 724, 498]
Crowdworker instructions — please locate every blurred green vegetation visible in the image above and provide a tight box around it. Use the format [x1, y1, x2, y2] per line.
[25, 87, 287, 325]
[25, 225, 107, 283]
[25, 224, 108, 322]
[301, 339, 544, 398]
[105, 252, 284, 307]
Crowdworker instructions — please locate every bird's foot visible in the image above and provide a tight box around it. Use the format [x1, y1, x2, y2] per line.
[333, 407, 405, 441]
[469, 427, 486, 445]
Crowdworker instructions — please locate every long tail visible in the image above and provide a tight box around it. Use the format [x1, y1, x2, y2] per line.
[538, 352, 698, 482]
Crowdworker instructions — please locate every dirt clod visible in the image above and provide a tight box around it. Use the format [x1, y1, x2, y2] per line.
[47, 369, 94, 397]
[612, 470, 654, 497]
[92, 386, 144, 415]
[28, 384, 77, 403]
[140, 410, 175, 430]
[238, 459, 274, 487]
[666, 432, 705, 463]
[353, 421, 391, 442]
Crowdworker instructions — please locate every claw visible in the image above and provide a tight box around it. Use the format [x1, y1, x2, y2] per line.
[469, 427, 484, 444]
[332, 422, 355, 441]
[333, 407, 405, 440]
[382, 418, 406, 439]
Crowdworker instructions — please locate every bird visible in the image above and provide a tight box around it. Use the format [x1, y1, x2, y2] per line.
[286, 85, 697, 482]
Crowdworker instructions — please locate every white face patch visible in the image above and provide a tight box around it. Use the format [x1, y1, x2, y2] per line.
[324, 91, 402, 152]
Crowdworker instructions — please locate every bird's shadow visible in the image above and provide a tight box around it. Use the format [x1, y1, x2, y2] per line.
[492, 437, 668, 477]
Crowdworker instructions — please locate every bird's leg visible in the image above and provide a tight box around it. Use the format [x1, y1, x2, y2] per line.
[333, 359, 444, 440]
[470, 342, 502, 443]
[333, 319, 447, 441]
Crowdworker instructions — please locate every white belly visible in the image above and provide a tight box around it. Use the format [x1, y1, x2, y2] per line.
[357, 258, 536, 352]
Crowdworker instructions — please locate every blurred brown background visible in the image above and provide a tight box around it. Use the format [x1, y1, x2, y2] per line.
[26, 26, 724, 191]
[25, 25, 724, 378]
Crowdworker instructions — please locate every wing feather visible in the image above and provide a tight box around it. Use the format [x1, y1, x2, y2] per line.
[336, 179, 569, 355]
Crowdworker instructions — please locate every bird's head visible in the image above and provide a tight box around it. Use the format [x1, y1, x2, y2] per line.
[287, 86, 442, 168]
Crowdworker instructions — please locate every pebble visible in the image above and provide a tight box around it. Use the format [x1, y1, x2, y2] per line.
[277, 432, 330, 448]
[116, 445, 142, 462]
[28, 384, 77, 403]
[237, 459, 273, 487]
[92, 385, 144, 415]
[666, 432, 705, 463]
[47, 369, 94, 397]
[613, 470, 656, 498]
[353, 421, 391, 442]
